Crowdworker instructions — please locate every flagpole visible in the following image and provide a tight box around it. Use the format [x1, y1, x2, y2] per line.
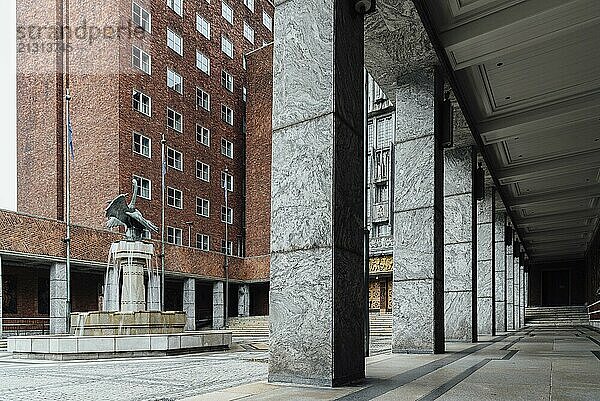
[161, 133, 166, 311]
[224, 167, 229, 329]
[65, 88, 72, 333]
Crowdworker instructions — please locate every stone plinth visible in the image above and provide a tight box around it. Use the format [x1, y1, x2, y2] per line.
[70, 311, 185, 336]
[110, 241, 154, 312]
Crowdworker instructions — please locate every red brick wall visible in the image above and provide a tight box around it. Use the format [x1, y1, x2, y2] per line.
[245, 44, 272, 258]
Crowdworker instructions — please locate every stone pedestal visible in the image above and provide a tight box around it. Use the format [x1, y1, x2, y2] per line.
[238, 284, 250, 317]
[50, 262, 68, 334]
[109, 241, 154, 313]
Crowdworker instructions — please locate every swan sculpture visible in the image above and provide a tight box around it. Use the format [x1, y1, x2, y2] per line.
[105, 179, 159, 240]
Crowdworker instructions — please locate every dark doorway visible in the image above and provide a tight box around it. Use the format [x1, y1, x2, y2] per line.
[542, 270, 570, 306]
[250, 282, 269, 316]
[195, 281, 213, 328]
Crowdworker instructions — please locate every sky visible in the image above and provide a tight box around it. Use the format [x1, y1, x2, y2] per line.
[0, 0, 16, 210]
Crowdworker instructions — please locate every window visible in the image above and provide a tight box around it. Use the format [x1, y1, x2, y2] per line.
[242, 86, 247, 102]
[132, 132, 151, 158]
[196, 161, 210, 182]
[196, 234, 210, 251]
[167, 68, 183, 93]
[262, 11, 272, 31]
[167, 108, 183, 132]
[167, 186, 183, 209]
[133, 175, 151, 199]
[221, 206, 233, 224]
[196, 197, 210, 217]
[221, 171, 233, 191]
[243, 0, 254, 12]
[196, 88, 210, 111]
[196, 124, 210, 146]
[221, 105, 233, 126]
[167, 226, 182, 245]
[167, 147, 183, 171]
[167, 28, 183, 55]
[221, 70, 233, 92]
[196, 51, 210, 75]
[221, 239, 233, 255]
[243, 22, 254, 44]
[221, 137, 233, 158]
[132, 46, 151, 74]
[132, 3, 151, 33]
[196, 14, 210, 39]
[221, 1, 233, 24]
[167, 0, 183, 16]
[132, 89, 151, 116]
[221, 35, 233, 58]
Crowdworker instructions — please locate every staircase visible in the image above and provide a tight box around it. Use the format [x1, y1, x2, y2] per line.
[0, 340, 7, 350]
[227, 316, 270, 339]
[525, 306, 589, 326]
[369, 312, 392, 336]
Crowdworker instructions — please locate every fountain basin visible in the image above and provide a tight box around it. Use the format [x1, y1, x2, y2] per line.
[8, 331, 232, 360]
[70, 311, 186, 336]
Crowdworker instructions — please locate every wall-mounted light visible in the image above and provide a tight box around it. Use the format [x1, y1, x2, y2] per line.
[475, 162, 485, 201]
[354, 0, 376, 14]
[441, 91, 453, 148]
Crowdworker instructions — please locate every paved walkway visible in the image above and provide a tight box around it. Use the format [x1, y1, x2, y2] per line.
[0, 327, 598, 400]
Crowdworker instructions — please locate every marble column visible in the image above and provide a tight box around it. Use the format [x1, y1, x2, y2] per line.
[443, 146, 475, 342]
[519, 265, 525, 328]
[494, 212, 507, 332]
[393, 68, 445, 354]
[513, 255, 520, 329]
[0, 255, 3, 339]
[477, 187, 494, 336]
[213, 281, 225, 329]
[183, 278, 196, 331]
[269, 0, 365, 387]
[506, 240, 514, 331]
[238, 284, 250, 317]
[50, 262, 68, 334]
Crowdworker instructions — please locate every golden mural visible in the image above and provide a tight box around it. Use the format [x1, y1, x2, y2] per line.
[369, 255, 393, 274]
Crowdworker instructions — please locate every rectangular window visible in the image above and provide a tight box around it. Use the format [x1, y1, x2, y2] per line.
[196, 88, 210, 111]
[132, 89, 151, 116]
[167, 147, 183, 171]
[263, 11, 272, 31]
[221, 239, 233, 255]
[196, 14, 210, 39]
[132, 132, 151, 158]
[221, 35, 233, 58]
[167, 226, 182, 245]
[196, 124, 210, 146]
[221, 0, 233, 24]
[132, 3, 151, 33]
[221, 137, 233, 158]
[196, 234, 210, 251]
[167, 0, 183, 16]
[196, 51, 210, 75]
[167, 28, 183, 55]
[166, 68, 183, 94]
[221, 171, 233, 192]
[132, 46, 151, 74]
[133, 175, 151, 199]
[221, 105, 233, 126]
[167, 186, 183, 209]
[196, 197, 210, 217]
[243, 21, 254, 44]
[243, 0, 254, 12]
[167, 108, 183, 132]
[221, 70, 233, 92]
[196, 160, 210, 182]
[221, 206, 233, 224]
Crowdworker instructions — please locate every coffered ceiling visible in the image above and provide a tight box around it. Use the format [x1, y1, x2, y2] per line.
[415, 0, 600, 262]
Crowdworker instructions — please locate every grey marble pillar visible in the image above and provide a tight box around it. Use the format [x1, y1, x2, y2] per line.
[513, 255, 520, 329]
[238, 284, 250, 317]
[213, 281, 225, 329]
[392, 68, 445, 354]
[146, 274, 161, 312]
[494, 212, 507, 332]
[0, 255, 3, 339]
[183, 278, 196, 331]
[477, 187, 494, 336]
[443, 146, 475, 342]
[268, 0, 364, 387]
[519, 265, 524, 328]
[103, 267, 119, 312]
[50, 262, 68, 334]
[506, 242, 514, 331]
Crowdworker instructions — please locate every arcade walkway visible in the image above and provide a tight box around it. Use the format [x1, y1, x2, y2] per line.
[187, 326, 600, 401]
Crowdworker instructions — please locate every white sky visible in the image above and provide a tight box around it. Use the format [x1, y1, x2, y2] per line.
[0, 0, 16, 211]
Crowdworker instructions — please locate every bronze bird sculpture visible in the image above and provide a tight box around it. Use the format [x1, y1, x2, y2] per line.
[105, 179, 159, 240]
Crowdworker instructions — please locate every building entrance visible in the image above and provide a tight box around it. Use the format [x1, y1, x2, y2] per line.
[542, 270, 570, 306]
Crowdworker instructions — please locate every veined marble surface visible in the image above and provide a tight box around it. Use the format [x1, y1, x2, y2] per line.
[445, 291, 473, 341]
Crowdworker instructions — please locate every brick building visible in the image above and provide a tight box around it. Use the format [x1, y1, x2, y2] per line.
[9, 0, 274, 333]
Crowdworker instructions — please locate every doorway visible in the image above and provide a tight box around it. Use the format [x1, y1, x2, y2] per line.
[541, 270, 570, 306]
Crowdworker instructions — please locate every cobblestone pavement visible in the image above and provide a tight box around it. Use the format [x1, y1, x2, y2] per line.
[0, 349, 268, 401]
